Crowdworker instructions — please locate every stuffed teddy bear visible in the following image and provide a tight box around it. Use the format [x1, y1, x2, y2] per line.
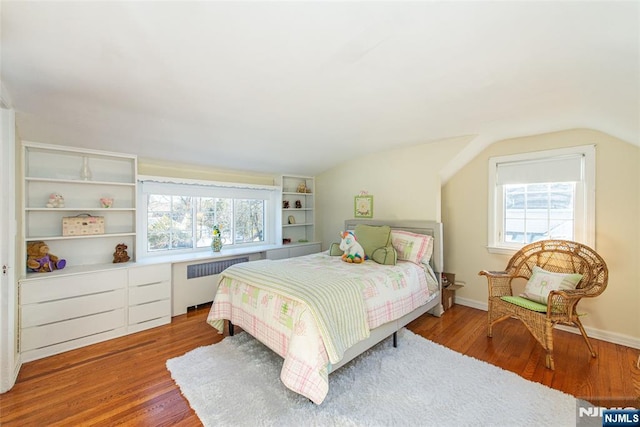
[26, 241, 66, 272]
[339, 231, 365, 264]
[113, 243, 130, 263]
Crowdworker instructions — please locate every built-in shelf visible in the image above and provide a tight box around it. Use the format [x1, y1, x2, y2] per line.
[26, 232, 137, 242]
[281, 175, 315, 244]
[22, 141, 137, 274]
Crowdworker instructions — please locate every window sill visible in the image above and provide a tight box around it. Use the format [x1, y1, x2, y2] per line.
[486, 246, 519, 256]
[137, 241, 321, 265]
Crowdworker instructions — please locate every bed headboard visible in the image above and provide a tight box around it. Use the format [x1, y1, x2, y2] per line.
[343, 219, 444, 275]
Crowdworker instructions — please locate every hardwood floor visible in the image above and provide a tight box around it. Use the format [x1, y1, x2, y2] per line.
[1, 304, 638, 426]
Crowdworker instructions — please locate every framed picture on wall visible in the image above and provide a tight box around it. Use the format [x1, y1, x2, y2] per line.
[354, 195, 374, 218]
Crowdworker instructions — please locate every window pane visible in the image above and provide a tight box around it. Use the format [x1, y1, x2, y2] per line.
[549, 219, 573, 240]
[195, 197, 232, 247]
[234, 199, 265, 244]
[147, 195, 194, 251]
[504, 218, 525, 243]
[505, 186, 525, 209]
[503, 182, 575, 246]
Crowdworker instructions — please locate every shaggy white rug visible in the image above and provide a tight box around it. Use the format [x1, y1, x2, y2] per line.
[166, 329, 577, 426]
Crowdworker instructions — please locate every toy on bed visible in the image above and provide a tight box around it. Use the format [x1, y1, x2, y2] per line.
[26, 241, 66, 273]
[339, 231, 365, 263]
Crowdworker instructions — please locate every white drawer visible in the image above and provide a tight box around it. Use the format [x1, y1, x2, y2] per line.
[20, 269, 127, 304]
[128, 263, 171, 286]
[127, 316, 170, 334]
[129, 299, 171, 325]
[21, 308, 125, 351]
[128, 280, 171, 305]
[21, 288, 126, 328]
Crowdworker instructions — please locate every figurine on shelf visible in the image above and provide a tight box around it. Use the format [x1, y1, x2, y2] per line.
[211, 225, 223, 252]
[282, 200, 290, 209]
[297, 183, 307, 193]
[113, 243, 130, 263]
[100, 197, 114, 208]
[295, 200, 302, 209]
[46, 193, 65, 208]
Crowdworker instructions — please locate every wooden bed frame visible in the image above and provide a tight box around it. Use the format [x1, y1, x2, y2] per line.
[228, 219, 444, 373]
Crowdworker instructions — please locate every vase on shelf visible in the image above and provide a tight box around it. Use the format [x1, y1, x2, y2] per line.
[211, 225, 222, 252]
[80, 157, 92, 181]
[211, 235, 222, 252]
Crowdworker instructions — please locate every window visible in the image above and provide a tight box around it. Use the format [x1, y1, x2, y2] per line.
[488, 146, 595, 254]
[138, 176, 278, 256]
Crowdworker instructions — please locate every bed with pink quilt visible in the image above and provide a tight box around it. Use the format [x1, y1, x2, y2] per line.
[207, 220, 444, 404]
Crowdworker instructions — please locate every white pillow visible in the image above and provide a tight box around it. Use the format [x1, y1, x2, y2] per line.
[390, 230, 433, 265]
[421, 234, 434, 264]
[521, 266, 583, 304]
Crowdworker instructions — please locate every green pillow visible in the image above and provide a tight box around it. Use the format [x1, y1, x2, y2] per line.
[354, 224, 391, 260]
[329, 242, 343, 256]
[371, 245, 398, 265]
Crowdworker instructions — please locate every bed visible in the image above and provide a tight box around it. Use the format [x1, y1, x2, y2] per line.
[207, 219, 444, 404]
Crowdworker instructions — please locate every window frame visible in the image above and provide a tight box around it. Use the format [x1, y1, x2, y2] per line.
[137, 175, 279, 258]
[487, 145, 595, 255]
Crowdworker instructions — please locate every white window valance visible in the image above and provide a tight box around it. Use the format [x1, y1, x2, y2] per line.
[138, 175, 279, 200]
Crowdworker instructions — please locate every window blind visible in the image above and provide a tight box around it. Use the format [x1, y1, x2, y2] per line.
[496, 154, 583, 185]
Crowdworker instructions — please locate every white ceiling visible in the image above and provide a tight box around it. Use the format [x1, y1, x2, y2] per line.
[2, 1, 638, 177]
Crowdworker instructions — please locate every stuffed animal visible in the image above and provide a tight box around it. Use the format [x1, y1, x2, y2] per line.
[26, 241, 66, 272]
[339, 231, 365, 264]
[113, 243, 130, 263]
[46, 193, 65, 208]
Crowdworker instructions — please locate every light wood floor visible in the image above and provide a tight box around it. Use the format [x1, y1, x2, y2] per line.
[1, 304, 638, 426]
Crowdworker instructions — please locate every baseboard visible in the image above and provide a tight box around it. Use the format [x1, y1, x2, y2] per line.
[455, 296, 488, 312]
[455, 296, 640, 350]
[1, 354, 21, 394]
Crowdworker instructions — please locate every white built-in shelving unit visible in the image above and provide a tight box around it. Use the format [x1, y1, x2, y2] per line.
[19, 142, 171, 362]
[280, 175, 315, 244]
[22, 141, 137, 275]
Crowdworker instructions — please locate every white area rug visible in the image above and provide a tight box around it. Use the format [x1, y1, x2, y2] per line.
[166, 329, 577, 426]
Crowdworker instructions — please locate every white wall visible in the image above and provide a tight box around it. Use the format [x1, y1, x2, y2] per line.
[316, 135, 472, 250]
[317, 128, 639, 346]
[442, 128, 640, 345]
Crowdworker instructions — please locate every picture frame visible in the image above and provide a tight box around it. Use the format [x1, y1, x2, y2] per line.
[354, 195, 374, 218]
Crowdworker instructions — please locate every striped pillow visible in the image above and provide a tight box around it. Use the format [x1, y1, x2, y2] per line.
[390, 230, 433, 265]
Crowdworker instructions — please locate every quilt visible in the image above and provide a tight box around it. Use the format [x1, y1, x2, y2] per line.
[207, 252, 435, 403]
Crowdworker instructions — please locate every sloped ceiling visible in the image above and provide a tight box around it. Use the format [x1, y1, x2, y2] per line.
[1, 1, 638, 177]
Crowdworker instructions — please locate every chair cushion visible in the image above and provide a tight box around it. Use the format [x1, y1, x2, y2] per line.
[500, 296, 548, 312]
[521, 266, 583, 304]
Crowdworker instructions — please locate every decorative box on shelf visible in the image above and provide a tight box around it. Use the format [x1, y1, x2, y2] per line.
[62, 214, 105, 236]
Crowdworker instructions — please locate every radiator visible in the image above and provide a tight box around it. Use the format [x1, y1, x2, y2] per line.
[173, 256, 251, 316]
[186, 257, 249, 279]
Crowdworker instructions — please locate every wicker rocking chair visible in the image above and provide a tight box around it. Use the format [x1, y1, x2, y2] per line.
[479, 240, 608, 370]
